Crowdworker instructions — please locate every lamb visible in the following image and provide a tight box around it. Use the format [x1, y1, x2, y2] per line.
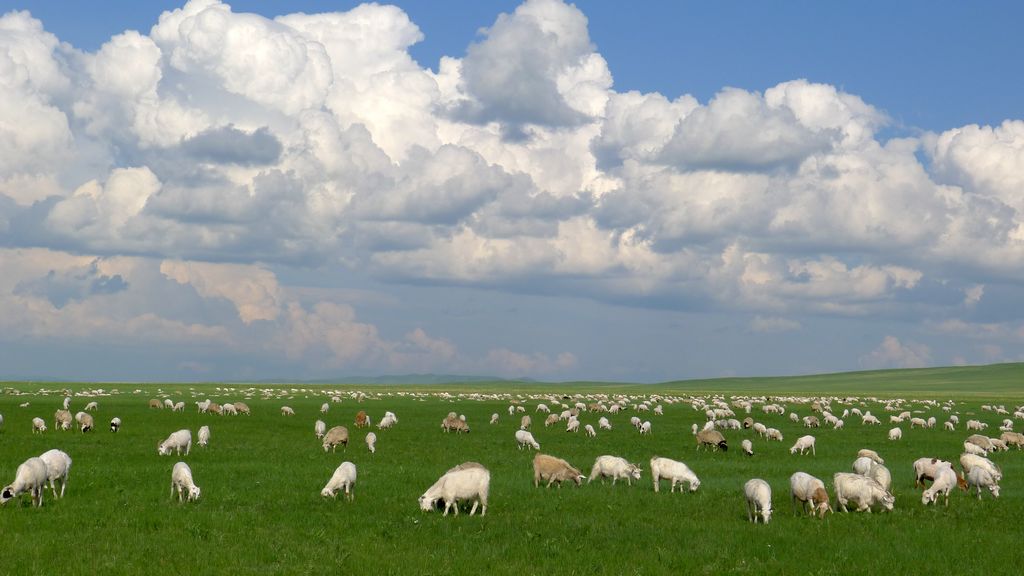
[322, 426, 350, 452]
[650, 457, 700, 493]
[515, 430, 540, 450]
[315, 420, 327, 439]
[833, 473, 894, 512]
[84, 401, 98, 411]
[365, 432, 377, 453]
[54, 410, 73, 431]
[789, 472, 830, 518]
[921, 465, 957, 506]
[39, 449, 72, 499]
[418, 463, 490, 516]
[960, 453, 1002, 482]
[281, 406, 295, 416]
[32, 417, 47, 433]
[532, 454, 585, 488]
[639, 421, 652, 435]
[744, 479, 772, 523]
[321, 462, 357, 500]
[857, 449, 884, 464]
[696, 429, 728, 451]
[790, 435, 816, 456]
[170, 462, 201, 502]
[598, 417, 612, 430]
[584, 424, 596, 437]
[588, 455, 642, 486]
[1, 457, 48, 507]
[741, 439, 753, 456]
[888, 427, 902, 441]
[520, 415, 532, 430]
[110, 417, 121, 432]
[159, 429, 193, 455]
[966, 467, 1000, 500]
[197, 425, 210, 447]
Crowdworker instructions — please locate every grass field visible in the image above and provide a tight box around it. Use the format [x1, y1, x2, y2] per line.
[1, 364, 1022, 575]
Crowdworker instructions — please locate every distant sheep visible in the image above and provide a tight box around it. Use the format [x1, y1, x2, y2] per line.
[744, 479, 772, 523]
[1, 457, 48, 507]
[588, 455, 642, 486]
[442, 416, 469, 433]
[544, 414, 559, 427]
[419, 463, 490, 516]
[321, 462, 357, 500]
[598, 417, 612, 430]
[173, 402, 185, 413]
[32, 417, 47, 433]
[321, 403, 330, 414]
[584, 424, 596, 437]
[515, 430, 540, 450]
[39, 449, 72, 499]
[741, 439, 753, 456]
[639, 421, 652, 435]
[197, 425, 210, 448]
[222, 403, 237, 416]
[281, 406, 295, 416]
[315, 420, 326, 439]
[322, 426, 350, 452]
[533, 454, 585, 488]
[234, 402, 250, 415]
[966, 419, 987, 431]
[888, 427, 902, 441]
[790, 435, 816, 456]
[789, 472, 830, 518]
[490, 413, 499, 425]
[159, 429, 192, 456]
[84, 401, 98, 411]
[170, 462, 201, 502]
[365, 432, 377, 453]
[566, 419, 580, 433]
[1000, 431, 1024, 449]
[110, 417, 121, 432]
[378, 412, 397, 430]
[650, 457, 700, 493]
[520, 415, 532, 430]
[765, 428, 783, 442]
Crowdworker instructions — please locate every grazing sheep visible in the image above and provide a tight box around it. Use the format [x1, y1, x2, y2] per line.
[544, 414, 559, 427]
[532, 454, 585, 488]
[833, 473, 894, 513]
[966, 434, 994, 452]
[207, 403, 222, 415]
[1, 457, 48, 507]
[566, 419, 580, 433]
[630, 416, 641, 429]
[442, 416, 469, 433]
[862, 414, 881, 425]
[378, 412, 397, 430]
[320, 403, 330, 414]
[314, 420, 326, 439]
[39, 449, 72, 499]
[599, 417, 612, 430]
[32, 417, 47, 433]
[110, 417, 121, 432]
[78, 413, 94, 433]
[966, 467, 1000, 500]
[650, 457, 700, 493]
[536, 403, 550, 413]
[867, 463, 892, 492]
[966, 419, 986, 431]
[170, 462, 201, 502]
[63, 397, 71, 410]
[944, 420, 955, 431]
[790, 435, 816, 456]
[752, 422, 767, 437]
[515, 430, 540, 450]
[639, 421, 652, 435]
[419, 463, 490, 516]
[963, 442, 988, 457]
[921, 465, 957, 506]
[909, 417, 927, 428]
[744, 479, 772, 524]
[857, 449, 884, 464]
[197, 425, 210, 448]
[588, 455, 642, 486]
[989, 438, 1008, 451]
[584, 424, 596, 437]
[84, 401, 98, 411]
[741, 439, 754, 456]
[196, 400, 209, 413]
[322, 426, 350, 452]
[1000, 431, 1024, 449]
[789, 472, 830, 518]
[696, 429, 728, 451]
[165, 399, 175, 409]
[803, 416, 820, 428]
[765, 428, 783, 442]
[960, 453, 1002, 483]
[173, 402, 185, 413]
[852, 456, 875, 476]
[321, 462, 357, 500]
[159, 429, 193, 456]
[281, 406, 295, 416]
[489, 413, 499, 425]
[54, 409, 72, 431]
[520, 415, 532, 430]
[507, 405, 515, 416]
[888, 427, 902, 441]
[234, 402, 250, 415]
[222, 403, 237, 416]
[365, 432, 377, 454]
[912, 458, 966, 490]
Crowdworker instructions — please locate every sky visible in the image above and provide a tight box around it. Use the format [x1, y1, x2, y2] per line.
[1, 0, 1023, 382]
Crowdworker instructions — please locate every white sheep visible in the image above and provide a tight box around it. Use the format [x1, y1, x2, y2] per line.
[378, 413, 397, 430]
[944, 421, 955, 431]
[418, 463, 490, 516]
[197, 425, 210, 448]
[515, 430, 540, 450]
[963, 442, 987, 457]
[588, 455, 642, 486]
[315, 420, 326, 439]
[852, 456, 875, 476]
[320, 403, 330, 414]
[921, 464, 957, 506]
[1, 457, 48, 507]
[158, 429, 193, 456]
[599, 417, 612, 430]
[173, 402, 185, 412]
[84, 401, 98, 411]
[566, 419, 580, 433]
[789, 472, 830, 517]
[639, 421, 652, 435]
[833, 473, 894, 512]
[857, 449, 884, 464]
[321, 462, 357, 500]
[888, 427, 902, 441]
[63, 396, 71, 410]
[766, 428, 783, 441]
[109, 417, 121, 432]
[584, 424, 596, 437]
[365, 432, 377, 453]
[222, 403, 237, 416]
[966, 419, 986, 431]
[650, 457, 700, 493]
[281, 406, 295, 416]
[39, 449, 72, 499]
[32, 417, 47, 433]
[966, 467, 1000, 500]
[960, 453, 1002, 483]
[790, 435, 816, 456]
[741, 439, 753, 456]
[744, 478, 772, 523]
[170, 462, 201, 502]
[489, 413, 499, 424]
[536, 403, 550, 413]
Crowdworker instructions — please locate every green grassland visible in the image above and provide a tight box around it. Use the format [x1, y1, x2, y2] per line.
[0, 364, 1022, 575]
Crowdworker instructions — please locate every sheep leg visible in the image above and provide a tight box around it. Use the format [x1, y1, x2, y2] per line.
[469, 501, 479, 516]
[811, 445, 816, 456]
[59, 478, 66, 498]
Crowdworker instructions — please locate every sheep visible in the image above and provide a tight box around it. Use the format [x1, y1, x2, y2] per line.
[314, 420, 326, 439]
[752, 422, 767, 437]
[170, 462, 201, 502]
[599, 417, 612, 430]
[544, 414, 559, 427]
[533, 454, 585, 488]
[963, 442, 988, 457]
[536, 403, 550, 413]
[852, 456, 875, 476]
[588, 455, 642, 486]
[650, 457, 700, 493]
[790, 472, 830, 518]
[520, 415, 532, 430]
[833, 473, 894, 513]
[862, 414, 881, 425]
[960, 453, 1002, 483]
[207, 403, 222, 415]
[584, 424, 596, 437]
[507, 405, 516, 416]
[195, 400, 209, 413]
[84, 401, 98, 411]
[944, 421, 955, 431]
[490, 413, 499, 425]
[32, 417, 47, 433]
[378, 412, 397, 430]
[868, 463, 892, 492]
[442, 416, 469, 433]
[418, 463, 490, 516]
[54, 409, 72, 431]
[629, 416, 641, 429]
[322, 426, 350, 452]
[888, 427, 902, 441]
[173, 402, 185, 413]
[921, 465, 957, 506]
[1, 457, 48, 507]
[741, 439, 753, 456]
[515, 430, 540, 450]
[234, 402, 250, 415]
[744, 479, 772, 523]
[803, 416, 820, 428]
[966, 419, 986, 431]
[159, 429, 193, 456]
[696, 429, 728, 451]
[222, 403, 237, 416]
[966, 467, 1000, 500]
[639, 421, 652, 435]
[566, 419, 580, 433]
[790, 435, 816, 456]
[365, 432, 377, 453]
[62, 396, 71, 410]
[78, 413, 94, 433]
[320, 403, 330, 414]
[765, 428, 783, 442]
[912, 458, 967, 490]
[1000, 431, 1024, 449]
[165, 399, 175, 409]
[197, 425, 210, 448]
[281, 406, 295, 416]
[857, 449, 884, 464]
[989, 438, 1009, 452]
[965, 434, 994, 452]
[39, 449, 72, 499]
[110, 417, 121, 432]
[321, 462, 357, 500]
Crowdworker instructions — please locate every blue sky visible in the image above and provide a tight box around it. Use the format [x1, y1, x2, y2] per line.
[1, 0, 1023, 381]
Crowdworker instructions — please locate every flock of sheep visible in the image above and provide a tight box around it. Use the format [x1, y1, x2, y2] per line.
[1, 387, 1020, 522]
